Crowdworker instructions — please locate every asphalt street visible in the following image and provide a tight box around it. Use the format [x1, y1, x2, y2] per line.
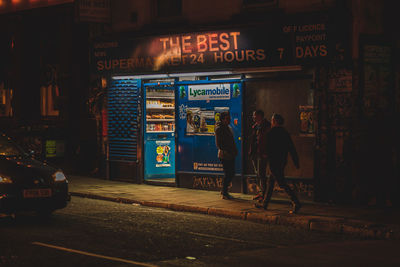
[1, 197, 400, 267]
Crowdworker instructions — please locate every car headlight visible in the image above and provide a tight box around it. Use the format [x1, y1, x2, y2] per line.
[52, 171, 67, 182]
[0, 176, 13, 184]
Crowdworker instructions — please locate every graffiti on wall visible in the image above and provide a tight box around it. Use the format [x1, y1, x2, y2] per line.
[246, 177, 314, 200]
[193, 176, 224, 190]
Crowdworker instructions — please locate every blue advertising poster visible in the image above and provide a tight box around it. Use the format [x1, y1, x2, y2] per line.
[144, 139, 176, 179]
[177, 82, 242, 174]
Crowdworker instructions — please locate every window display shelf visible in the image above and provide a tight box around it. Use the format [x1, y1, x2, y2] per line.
[146, 96, 175, 99]
[146, 130, 175, 133]
[146, 107, 175, 110]
[147, 119, 175, 122]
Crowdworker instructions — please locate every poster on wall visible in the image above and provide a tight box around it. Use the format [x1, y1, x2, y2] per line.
[45, 140, 65, 158]
[155, 140, 171, 167]
[193, 162, 223, 172]
[299, 105, 314, 135]
[177, 83, 242, 174]
[360, 38, 394, 117]
[186, 107, 229, 136]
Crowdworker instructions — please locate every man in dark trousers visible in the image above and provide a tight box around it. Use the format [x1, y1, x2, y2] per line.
[255, 113, 302, 213]
[249, 110, 271, 201]
[215, 111, 238, 199]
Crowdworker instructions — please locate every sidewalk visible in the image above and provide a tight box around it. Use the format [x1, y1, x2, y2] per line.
[68, 175, 400, 239]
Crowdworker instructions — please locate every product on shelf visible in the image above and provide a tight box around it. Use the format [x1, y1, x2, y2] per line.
[146, 88, 175, 132]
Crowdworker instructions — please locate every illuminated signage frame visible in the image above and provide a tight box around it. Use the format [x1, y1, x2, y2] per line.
[0, 0, 73, 14]
[91, 12, 347, 74]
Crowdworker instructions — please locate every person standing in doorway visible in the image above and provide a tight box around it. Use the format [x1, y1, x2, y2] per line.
[215, 111, 238, 199]
[255, 113, 302, 213]
[249, 110, 271, 202]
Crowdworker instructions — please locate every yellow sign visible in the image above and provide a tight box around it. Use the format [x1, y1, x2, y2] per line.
[45, 140, 56, 158]
[156, 146, 164, 154]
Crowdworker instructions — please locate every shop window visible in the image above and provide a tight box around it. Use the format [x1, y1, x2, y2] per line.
[40, 65, 60, 117]
[0, 82, 13, 117]
[156, 0, 182, 18]
[40, 84, 60, 117]
[244, 78, 314, 179]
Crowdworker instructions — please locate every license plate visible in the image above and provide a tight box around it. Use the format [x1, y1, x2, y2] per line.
[23, 188, 52, 198]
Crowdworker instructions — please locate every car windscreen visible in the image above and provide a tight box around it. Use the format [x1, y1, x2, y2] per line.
[0, 135, 24, 156]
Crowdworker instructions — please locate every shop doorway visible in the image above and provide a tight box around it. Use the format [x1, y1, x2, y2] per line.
[143, 84, 176, 183]
[244, 76, 315, 180]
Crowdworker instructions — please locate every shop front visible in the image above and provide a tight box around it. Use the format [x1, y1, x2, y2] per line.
[92, 11, 348, 198]
[107, 75, 244, 190]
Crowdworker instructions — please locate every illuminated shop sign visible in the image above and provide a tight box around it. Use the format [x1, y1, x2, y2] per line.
[92, 13, 344, 73]
[78, 0, 110, 23]
[188, 84, 231, 101]
[93, 29, 272, 73]
[0, 0, 73, 14]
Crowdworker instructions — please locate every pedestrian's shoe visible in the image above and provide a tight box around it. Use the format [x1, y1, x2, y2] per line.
[221, 192, 234, 200]
[252, 192, 263, 201]
[254, 202, 267, 210]
[289, 202, 302, 214]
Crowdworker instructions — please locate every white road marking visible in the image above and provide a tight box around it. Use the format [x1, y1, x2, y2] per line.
[187, 232, 281, 247]
[32, 242, 158, 267]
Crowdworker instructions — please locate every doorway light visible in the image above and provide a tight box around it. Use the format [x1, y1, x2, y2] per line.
[112, 74, 169, 80]
[112, 71, 234, 80]
[234, 66, 302, 73]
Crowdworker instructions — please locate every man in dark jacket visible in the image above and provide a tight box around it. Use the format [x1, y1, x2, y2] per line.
[215, 111, 238, 199]
[249, 110, 271, 201]
[255, 113, 302, 213]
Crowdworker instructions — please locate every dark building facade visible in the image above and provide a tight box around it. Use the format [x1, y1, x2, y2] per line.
[1, 0, 399, 206]
[0, 1, 97, 174]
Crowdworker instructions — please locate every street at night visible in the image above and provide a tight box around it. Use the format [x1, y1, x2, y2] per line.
[1, 0, 399, 266]
[1, 197, 400, 266]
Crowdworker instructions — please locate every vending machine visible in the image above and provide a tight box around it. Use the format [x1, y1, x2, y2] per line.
[143, 86, 176, 180]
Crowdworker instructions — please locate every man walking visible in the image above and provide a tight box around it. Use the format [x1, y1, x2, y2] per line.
[215, 111, 238, 199]
[255, 113, 302, 213]
[249, 110, 271, 202]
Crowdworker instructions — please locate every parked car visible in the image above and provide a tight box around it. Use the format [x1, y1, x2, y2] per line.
[0, 133, 70, 216]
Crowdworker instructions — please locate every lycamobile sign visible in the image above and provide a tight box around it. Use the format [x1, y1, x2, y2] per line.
[188, 84, 231, 101]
